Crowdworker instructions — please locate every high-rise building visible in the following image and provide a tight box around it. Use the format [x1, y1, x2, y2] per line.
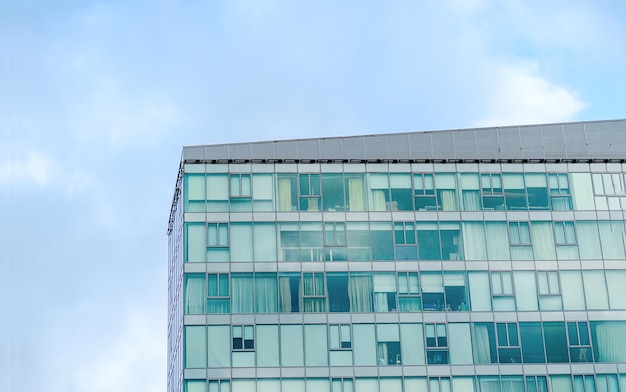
[168, 119, 626, 392]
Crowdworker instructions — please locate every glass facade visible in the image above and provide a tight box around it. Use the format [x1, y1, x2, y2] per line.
[168, 121, 626, 392]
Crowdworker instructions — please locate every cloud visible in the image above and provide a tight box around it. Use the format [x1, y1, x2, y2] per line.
[476, 61, 585, 127]
[0, 149, 59, 187]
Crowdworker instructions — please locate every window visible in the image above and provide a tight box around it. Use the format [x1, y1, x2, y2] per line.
[567, 322, 592, 362]
[496, 323, 521, 363]
[325, 222, 347, 261]
[331, 378, 354, 392]
[491, 271, 515, 310]
[303, 272, 326, 312]
[299, 173, 321, 211]
[425, 323, 448, 364]
[207, 380, 231, 392]
[525, 376, 548, 392]
[548, 173, 572, 210]
[413, 173, 437, 210]
[229, 174, 251, 197]
[509, 222, 531, 245]
[207, 273, 230, 313]
[554, 221, 577, 245]
[397, 272, 421, 311]
[232, 325, 254, 351]
[329, 324, 352, 350]
[377, 324, 401, 365]
[373, 273, 397, 312]
[537, 271, 562, 310]
[481, 173, 505, 210]
[393, 222, 417, 260]
[207, 223, 228, 247]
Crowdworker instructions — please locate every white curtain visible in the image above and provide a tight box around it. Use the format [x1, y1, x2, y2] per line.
[594, 322, 626, 362]
[277, 177, 293, 211]
[485, 222, 510, 260]
[598, 221, 626, 259]
[439, 189, 458, 211]
[184, 275, 205, 314]
[349, 274, 373, 312]
[377, 343, 388, 365]
[348, 177, 365, 211]
[255, 274, 277, 313]
[231, 274, 254, 313]
[472, 324, 492, 363]
[531, 221, 556, 260]
[577, 221, 602, 259]
[463, 222, 487, 260]
[371, 190, 387, 211]
[478, 377, 501, 392]
[278, 276, 293, 312]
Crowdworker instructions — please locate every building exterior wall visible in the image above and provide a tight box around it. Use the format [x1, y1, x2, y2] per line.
[168, 120, 626, 392]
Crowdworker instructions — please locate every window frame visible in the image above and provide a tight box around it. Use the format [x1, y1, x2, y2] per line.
[232, 325, 255, 351]
[207, 222, 229, 247]
[229, 173, 251, 198]
[329, 324, 352, 350]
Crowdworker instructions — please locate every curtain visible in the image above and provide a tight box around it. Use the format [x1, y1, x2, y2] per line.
[278, 276, 293, 312]
[472, 324, 492, 363]
[462, 190, 481, 210]
[598, 221, 626, 259]
[478, 377, 501, 392]
[377, 343, 389, 365]
[485, 222, 510, 260]
[349, 274, 373, 312]
[577, 221, 602, 259]
[594, 322, 626, 362]
[348, 177, 365, 211]
[255, 274, 277, 313]
[371, 190, 387, 211]
[231, 274, 254, 313]
[463, 222, 487, 260]
[439, 189, 458, 211]
[185, 275, 205, 314]
[500, 377, 524, 392]
[277, 177, 293, 211]
[531, 222, 556, 260]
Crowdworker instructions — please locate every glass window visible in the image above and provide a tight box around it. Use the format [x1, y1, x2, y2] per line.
[503, 173, 527, 210]
[332, 378, 354, 392]
[185, 273, 205, 314]
[548, 173, 572, 210]
[525, 173, 549, 210]
[459, 173, 482, 210]
[207, 325, 230, 368]
[537, 271, 562, 311]
[303, 272, 326, 312]
[207, 273, 230, 313]
[481, 173, 505, 210]
[377, 324, 401, 365]
[543, 322, 568, 363]
[322, 173, 346, 211]
[435, 173, 458, 211]
[330, 324, 352, 350]
[389, 173, 413, 210]
[298, 173, 321, 211]
[567, 322, 592, 363]
[554, 221, 577, 245]
[185, 325, 207, 368]
[304, 324, 328, 366]
[425, 323, 449, 364]
[207, 223, 229, 247]
[229, 174, 251, 197]
[232, 325, 254, 351]
[414, 173, 437, 210]
[345, 174, 366, 211]
[509, 222, 533, 260]
[327, 273, 350, 312]
[520, 322, 545, 363]
[448, 323, 473, 364]
[397, 272, 421, 311]
[417, 222, 441, 260]
[491, 271, 515, 311]
[280, 325, 304, 366]
[496, 322, 521, 363]
[373, 273, 397, 312]
[185, 174, 206, 212]
[256, 325, 279, 366]
[279, 273, 301, 312]
[254, 273, 277, 313]
[353, 324, 377, 366]
[277, 174, 297, 211]
[206, 174, 229, 212]
[394, 222, 417, 260]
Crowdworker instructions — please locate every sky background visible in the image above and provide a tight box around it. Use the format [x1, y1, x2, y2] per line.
[1, 1, 625, 391]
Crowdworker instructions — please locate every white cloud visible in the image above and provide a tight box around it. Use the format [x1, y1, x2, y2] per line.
[476, 61, 585, 127]
[0, 149, 59, 187]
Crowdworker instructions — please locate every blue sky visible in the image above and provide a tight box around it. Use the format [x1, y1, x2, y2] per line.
[1, 1, 625, 390]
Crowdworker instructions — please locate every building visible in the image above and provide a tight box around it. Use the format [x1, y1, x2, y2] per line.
[168, 119, 626, 392]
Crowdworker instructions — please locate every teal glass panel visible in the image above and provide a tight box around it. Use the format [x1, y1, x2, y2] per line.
[185, 326, 207, 368]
